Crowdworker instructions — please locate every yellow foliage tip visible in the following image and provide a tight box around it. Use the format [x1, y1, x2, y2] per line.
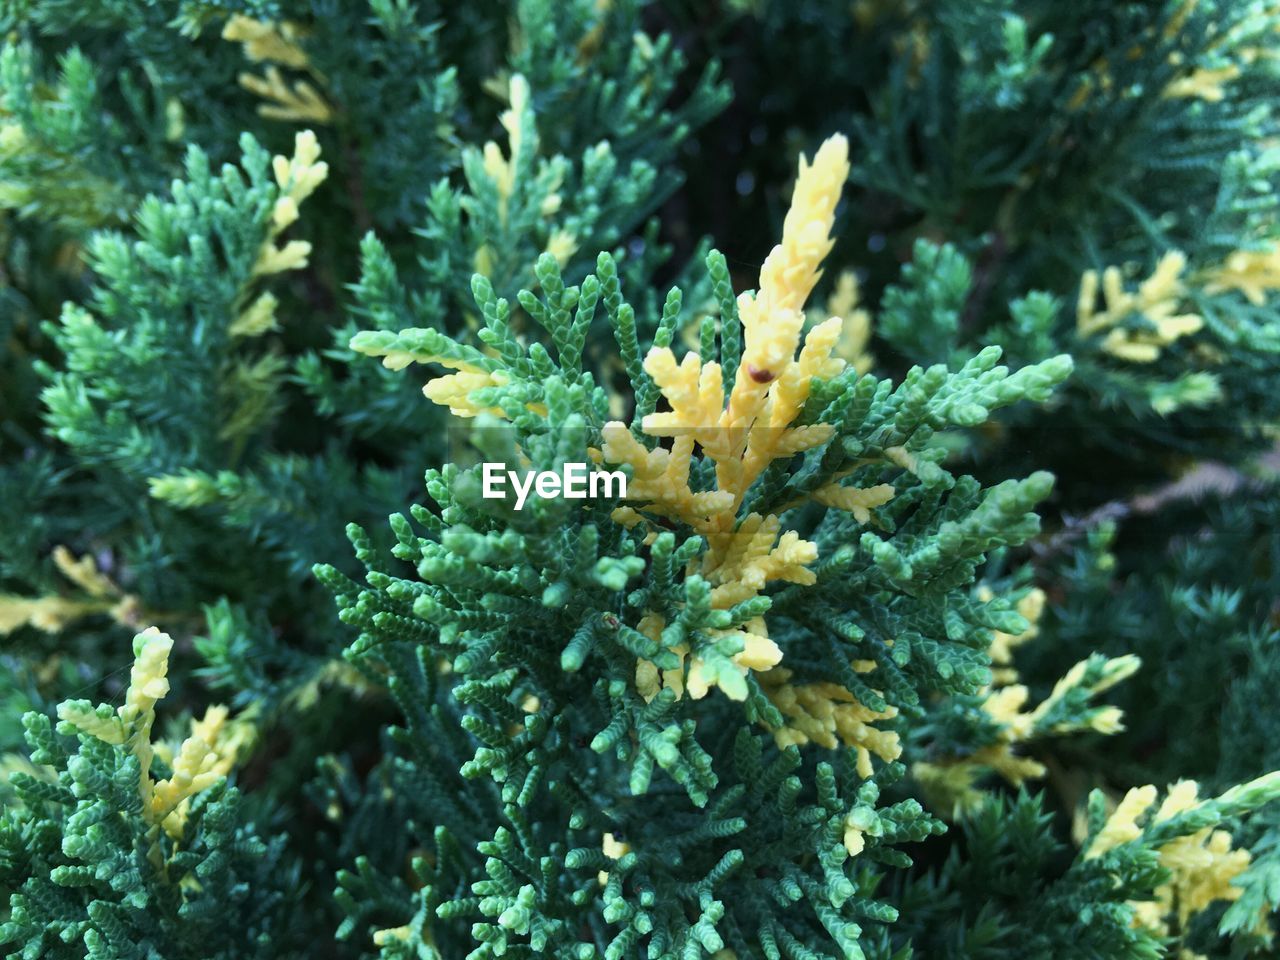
[253, 131, 328, 276]
[482, 74, 532, 218]
[602, 133, 854, 701]
[1205, 242, 1280, 305]
[153, 704, 257, 839]
[812, 483, 895, 523]
[224, 16, 332, 124]
[634, 612, 782, 704]
[56, 628, 249, 839]
[51, 545, 116, 597]
[1165, 64, 1241, 101]
[736, 134, 850, 389]
[272, 130, 328, 208]
[812, 270, 874, 374]
[239, 67, 332, 124]
[222, 15, 311, 70]
[1076, 252, 1202, 362]
[917, 650, 1138, 817]
[230, 292, 279, 338]
[976, 585, 1046, 686]
[544, 229, 578, 267]
[762, 135, 851, 314]
[0, 546, 141, 636]
[1087, 780, 1253, 935]
[0, 594, 103, 636]
[58, 626, 171, 765]
[760, 667, 901, 778]
[604, 135, 850, 522]
[372, 927, 413, 947]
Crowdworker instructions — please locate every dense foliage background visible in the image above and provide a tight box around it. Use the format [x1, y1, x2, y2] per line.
[3, 2, 1280, 958]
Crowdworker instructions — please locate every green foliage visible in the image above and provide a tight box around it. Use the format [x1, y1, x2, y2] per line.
[4, 1, 1280, 959]
[317, 241, 1077, 955]
[1023, 487, 1280, 792]
[0, 701, 300, 959]
[677, 0, 1280, 501]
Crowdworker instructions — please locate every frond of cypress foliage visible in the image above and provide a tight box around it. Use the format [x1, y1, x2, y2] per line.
[684, 0, 1280, 502]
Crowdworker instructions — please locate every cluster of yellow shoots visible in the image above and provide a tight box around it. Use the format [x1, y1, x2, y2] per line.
[1042, 1, 1280, 369]
[1067, 0, 1268, 109]
[1204, 243, 1280, 304]
[251, 128, 328, 280]
[1086, 781, 1262, 951]
[56, 627, 254, 843]
[4, 142, 325, 633]
[476, 74, 578, 276]
[913, 587, 1140, 819]
[757, 662, 901, 782]
[681, 268, 874, 375]
[388, 133, 906, 784]
[814, 270, 876, 375]
[359, 332, 513, 418]
[1068, 0, 1280, 382]
[0, 546, 145, 637]
[142, 131, 327, 498]
[599, 134, 893, 708]
[1077, 252, 1205, 363]
[1161, 0, 1280, 103]
[222, 15, 332, 124]
[1078, 244, 1280, 365]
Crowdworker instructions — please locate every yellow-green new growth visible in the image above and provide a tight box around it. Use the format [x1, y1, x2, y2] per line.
[1077, 252, 1203, 363]
[1204, 241, 1280, 304]
[914, 588, 1140, 818]
[353, 132, 906, 764]
[602, 135, 901, 705]
[1087, 780, 1261, 940]
[56, 627, 252, 839]
[144, 130, 328, 496]
[254, 129, 329, 277]
[223, 15, 333, 124]
[474, 73, 577, 273]
[1078, 243, 1280, 366]
[0, 545, 145, 637]
[808, 270, 874, 375]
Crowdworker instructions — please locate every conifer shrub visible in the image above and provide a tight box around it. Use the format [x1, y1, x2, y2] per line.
[3, 2, 1280, 959]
